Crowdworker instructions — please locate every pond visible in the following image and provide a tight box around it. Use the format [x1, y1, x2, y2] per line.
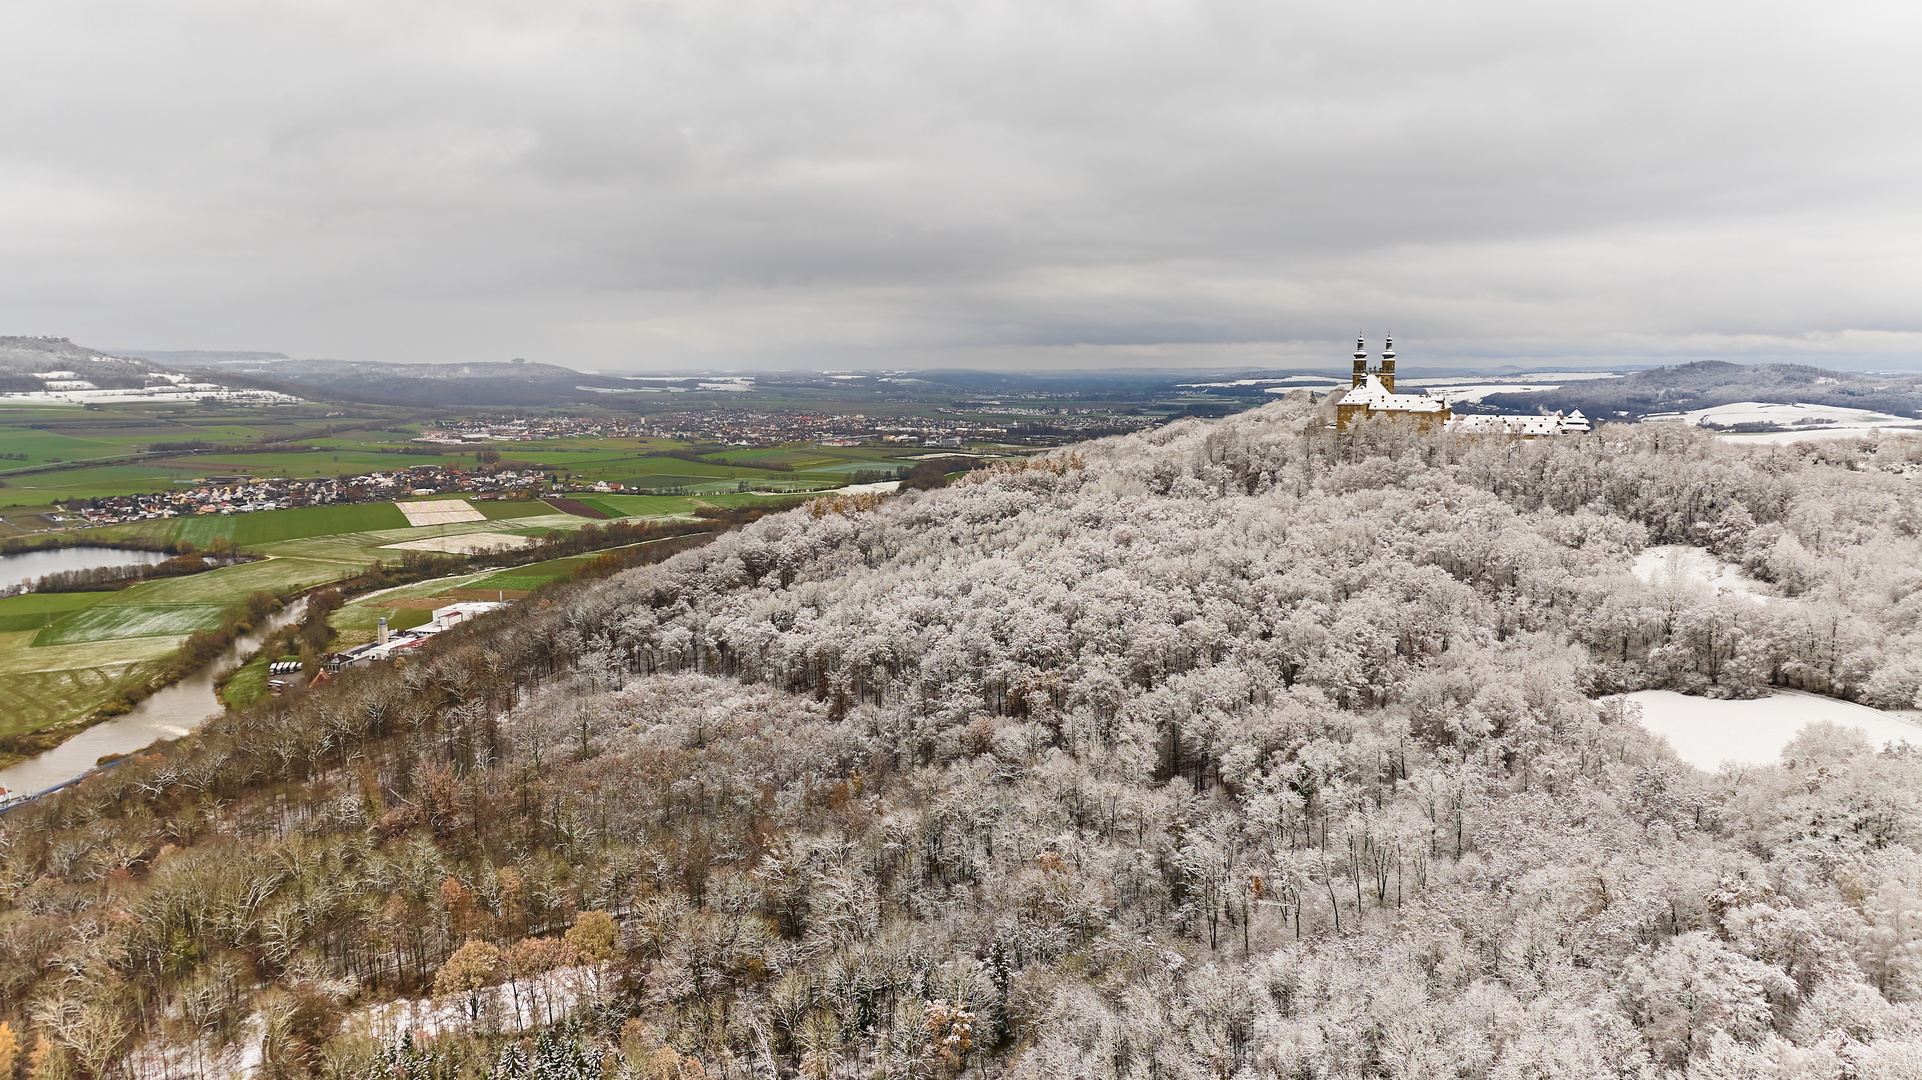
[1625, 689, 1922, 771]
[0, 597, 309, 801]
[0, 545, 172, 589]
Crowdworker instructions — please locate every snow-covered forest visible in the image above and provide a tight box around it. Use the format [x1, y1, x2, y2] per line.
[8, 396, 1922, 1079]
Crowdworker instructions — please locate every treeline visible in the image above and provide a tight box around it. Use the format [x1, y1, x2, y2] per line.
[28, 550, 250, 594]
[517, 515, 729, 562]
[0, 534, 201, 557]
[7, 405, 1922, 1077]
[146, 440, 320, 455]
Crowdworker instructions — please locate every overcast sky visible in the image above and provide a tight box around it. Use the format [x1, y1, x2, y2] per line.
[3, 0, 1920, 372]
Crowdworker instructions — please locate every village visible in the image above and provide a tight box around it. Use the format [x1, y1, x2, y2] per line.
[417, 406, 1150, 448]
[48, 465, 551, 528]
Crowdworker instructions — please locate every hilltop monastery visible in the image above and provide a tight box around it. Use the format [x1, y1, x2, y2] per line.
[1334, 335, 1590, 436]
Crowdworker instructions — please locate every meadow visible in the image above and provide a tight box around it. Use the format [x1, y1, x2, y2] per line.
[90, 501, 411, 546]
[0, 591, 108, 633]
[0, 391, 1005, 751]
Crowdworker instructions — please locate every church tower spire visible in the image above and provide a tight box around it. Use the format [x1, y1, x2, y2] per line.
[1352, 331, 1368, 388]
[1380, 331, 1396, 392]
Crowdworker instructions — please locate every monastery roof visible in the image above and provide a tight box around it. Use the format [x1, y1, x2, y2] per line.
[1447, 410, 1590, 436]
[1341, 375, 1447, 413]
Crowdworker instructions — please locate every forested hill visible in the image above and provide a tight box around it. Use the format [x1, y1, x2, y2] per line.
[0, 336, 169, 392]
[163, 357, 660, 407]
[10, 403, 1922, 1078]
[1479, 359, 1922, 421]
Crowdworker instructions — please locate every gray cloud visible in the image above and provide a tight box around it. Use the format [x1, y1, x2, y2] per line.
[2, 0, 1919, 370]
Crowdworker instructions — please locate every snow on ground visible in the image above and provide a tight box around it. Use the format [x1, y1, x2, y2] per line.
[126, 969, 596, 1080]
[397, 499, 486, 526]
[351, 967, 594, 1043]
[1626, 689, 1922, 771]
[0, 385, 300, 406]
[1710, 423, 1922, 445]
[1185, 376, 1344, 389]
[1679, 400, 1903, 427]
[828, 479, 902, 495]
[1642, 400, 1922, 443]
[383, 531, 536, 554]
[1630, 544, 1771, 603]
[1398, 383, 1564, 404]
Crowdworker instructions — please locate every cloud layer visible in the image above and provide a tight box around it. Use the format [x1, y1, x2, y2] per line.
[3, 0, 1920, 370]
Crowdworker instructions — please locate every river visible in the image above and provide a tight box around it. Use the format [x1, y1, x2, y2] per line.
[1, 545, 172, 590]
[0, 597, 309, 799]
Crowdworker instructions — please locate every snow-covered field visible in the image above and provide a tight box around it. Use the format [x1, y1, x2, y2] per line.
[0, 384, 297, 405]
[1388, 372, 1621, 405]
[396, 499, 487, 526]
[1641, 400, 1922, 443]
[827, 479, 902, 495]
[1715, 423, 1922, 444]
[383, 531, 536, 554]
[1676, 400, 1901, 426]
[1410, 383, 1564, 404]
[1630, 544, 1770, 603]
[1626, 689, 1922, 771]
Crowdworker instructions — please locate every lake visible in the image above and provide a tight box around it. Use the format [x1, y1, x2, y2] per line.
[0, 545, 172, 589]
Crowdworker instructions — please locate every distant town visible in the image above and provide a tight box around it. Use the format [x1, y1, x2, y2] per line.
[48, 465, 551, 528]
[415, 406, 1158, 447]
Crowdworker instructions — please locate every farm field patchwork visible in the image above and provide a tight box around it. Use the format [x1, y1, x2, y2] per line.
[381, 531, 536, 554]
[36, 603, 227, 645]
[0, 463, 204, 505]
[85, 502, 412, 547]
[396, 499, 485, 526]
[0, 591, 111, 633]
[469, 554, 596, 592]
[0, 402, 1002, 754]
[477, 499, 564, 519]
[99, 557, 345, 604]
[0, 630, 184, 739]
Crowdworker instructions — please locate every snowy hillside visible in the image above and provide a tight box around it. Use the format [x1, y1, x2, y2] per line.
[1480, 359, 1922, 422]
[12, 401, 1922, 1077]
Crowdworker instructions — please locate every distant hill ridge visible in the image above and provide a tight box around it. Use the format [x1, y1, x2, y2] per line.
[1480, 359, 1922, 421]
[0, 336, 169, 393]
[219, 358, 647, 407]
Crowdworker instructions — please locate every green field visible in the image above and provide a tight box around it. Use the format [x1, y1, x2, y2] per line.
[470, 554, 596, 592]
[0, 463, 205, 504]
[103, 557, 346, 604]
[581, 494, 701, 517]
[0, 630, 183, 739]
[331, 602, 432, 646]
[0, 591, 111, 633]
[89, 502, 412, 547]
[220, 655, 275, 710]
[0, 397, 989, 748]
[235, 503, 411, 544]
[36, 603, 226, 645]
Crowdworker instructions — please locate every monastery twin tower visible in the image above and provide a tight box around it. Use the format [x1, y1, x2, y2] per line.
[1334, 332, 1589, 437]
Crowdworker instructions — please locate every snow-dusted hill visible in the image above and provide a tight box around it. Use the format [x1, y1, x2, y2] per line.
[12, 402, 1922, 1077]
[1480, 359, 1922, 422]
[0, 335, 168, 392]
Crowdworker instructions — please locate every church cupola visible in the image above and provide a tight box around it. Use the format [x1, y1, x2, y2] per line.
[1352, 331, 1369, 388]
[1380, 332, 1396, 392]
